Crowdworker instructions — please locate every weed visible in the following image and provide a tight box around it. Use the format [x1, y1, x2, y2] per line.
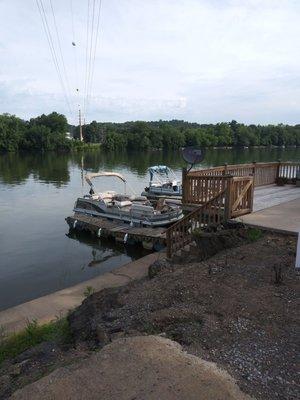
[84, 286, 95, 298]
[247, 228, 262, 242]
[273, 264, 283, 285]
[0, 318, 71, 365]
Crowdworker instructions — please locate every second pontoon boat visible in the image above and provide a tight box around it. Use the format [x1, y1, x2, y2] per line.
[142, 165, 182, 198]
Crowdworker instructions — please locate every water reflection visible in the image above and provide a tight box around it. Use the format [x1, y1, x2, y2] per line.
[66, 230, 149, 270]
[0, 147, 299, 187]
[0, 152, 70, 187]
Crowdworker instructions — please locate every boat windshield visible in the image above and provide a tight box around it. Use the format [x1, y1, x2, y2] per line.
[148, 165, 180, 185]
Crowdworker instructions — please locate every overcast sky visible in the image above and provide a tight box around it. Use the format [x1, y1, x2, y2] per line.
[0, 0, 299, 125]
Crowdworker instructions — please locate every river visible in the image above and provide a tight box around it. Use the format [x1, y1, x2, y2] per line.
[0, 147, 299, 311]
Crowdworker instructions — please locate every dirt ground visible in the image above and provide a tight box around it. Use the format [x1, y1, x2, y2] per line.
[1, 231, 299, 399]
[68, 232, 299, 400]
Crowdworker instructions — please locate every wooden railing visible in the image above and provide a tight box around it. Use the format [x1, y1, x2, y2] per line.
[188, 161, 300, 187]
[278, 162, 300, 180]
[229, 176, 254, 217]
[166, 189, 227, 258]
[182, 171, 255, 217]
[182, 173, 230, 205]
[166, 161, 299, 258]
[166, 162, 300, 258]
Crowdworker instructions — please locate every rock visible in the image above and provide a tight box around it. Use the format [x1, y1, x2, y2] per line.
[10, 336, 253, 400]
[0, 374, 12, 398]
[148, 259, 170, 279]
[192, 229, 245, 260]
[68, 287, 122, 345]
[95, 325, 110, 346]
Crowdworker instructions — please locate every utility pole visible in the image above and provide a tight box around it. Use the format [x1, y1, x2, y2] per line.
[79, 108, 83, 142]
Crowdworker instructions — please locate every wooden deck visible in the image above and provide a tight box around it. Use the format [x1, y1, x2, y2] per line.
[166, 161, 300, 257]
[253, 184, 300, 212]
[66, 213, 166, 251]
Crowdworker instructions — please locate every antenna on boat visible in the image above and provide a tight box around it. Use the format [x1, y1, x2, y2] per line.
[79, 108, 83, 142]
[182, 147, 206, 172]
[81, 155, 84, 188]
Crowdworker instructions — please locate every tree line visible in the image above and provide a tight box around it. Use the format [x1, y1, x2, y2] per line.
[75, 120, 300, 151]
[1, 112, 299, 152]
[0, 112, 88, 152]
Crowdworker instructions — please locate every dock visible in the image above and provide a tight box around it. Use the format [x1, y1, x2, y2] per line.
[66, 213, 166, 251]
[166, 161, 300, 257]
[66, 162, 300, 257]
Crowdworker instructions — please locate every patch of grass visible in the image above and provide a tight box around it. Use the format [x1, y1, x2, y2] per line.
[83, 286, 95, 298]
[142, 321, 160, 335]
[0, 318, 71, 365]
[247, 228, 263, 242]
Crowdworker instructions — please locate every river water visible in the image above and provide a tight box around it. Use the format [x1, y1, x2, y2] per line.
[0, 147, 299, 311]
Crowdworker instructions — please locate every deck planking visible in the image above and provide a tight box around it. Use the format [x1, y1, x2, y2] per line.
[253, 184, 300, 212]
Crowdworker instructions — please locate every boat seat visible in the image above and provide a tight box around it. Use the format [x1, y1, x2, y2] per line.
[112, 200, 132, 207]
[130, 195, 147, 202]
[99, 191, 117, 200]
[131, 203, 154, 216]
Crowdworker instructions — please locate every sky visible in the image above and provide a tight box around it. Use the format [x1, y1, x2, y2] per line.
[0, 0, 299, 125]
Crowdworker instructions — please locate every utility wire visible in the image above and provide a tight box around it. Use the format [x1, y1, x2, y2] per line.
[36, 0, 72, 114]
[87, 0, 102, 114]
[83, 0, 91, 120]
[49, 0, 74, 110]
[85, 0, 96, 118]
[70, 0, 80, 110]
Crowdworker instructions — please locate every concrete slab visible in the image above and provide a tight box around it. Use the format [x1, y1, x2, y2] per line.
[0, 252, 162, 334]
[253, 184, 300, 212]
[10, 336, 253, 400]
[237, 198, 300, 235]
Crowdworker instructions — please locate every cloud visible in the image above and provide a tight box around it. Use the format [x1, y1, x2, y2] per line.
[0, 0, 299, 124]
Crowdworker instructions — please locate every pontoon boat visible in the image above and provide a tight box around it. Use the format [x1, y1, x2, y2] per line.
[142, 165, 182, 197]
[72, 172, 183, 227]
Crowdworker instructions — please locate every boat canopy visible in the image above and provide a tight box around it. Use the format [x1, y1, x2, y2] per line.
[85, 172, 126, 187]
[148, 165, 171, 181]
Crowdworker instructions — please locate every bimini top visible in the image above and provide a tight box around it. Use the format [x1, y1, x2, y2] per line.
[148, 165, 171, 178]
[85, 172, 126, 187]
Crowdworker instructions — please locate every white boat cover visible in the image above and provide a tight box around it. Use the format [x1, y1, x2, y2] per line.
[85, 172, 126, 186]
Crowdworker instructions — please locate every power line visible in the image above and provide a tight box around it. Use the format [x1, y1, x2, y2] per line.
[83, 0, 91, 119]
[49, 0, 73, 109]
[85, 0, 96, 117]
[36, 0, 72, 114]
[87, 0, 102, 114]
[85, 0, 102, 122]
[70, 0, 80, 108]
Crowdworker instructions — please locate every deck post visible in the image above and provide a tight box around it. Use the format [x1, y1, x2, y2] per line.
[224, 176, 233, 220]
[249, 176, 254, 213]
[276, 159, 281, 181]
[223, 163, 228, 175]
[252, 161, 256, 185]
[182, 167, 188, 204]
